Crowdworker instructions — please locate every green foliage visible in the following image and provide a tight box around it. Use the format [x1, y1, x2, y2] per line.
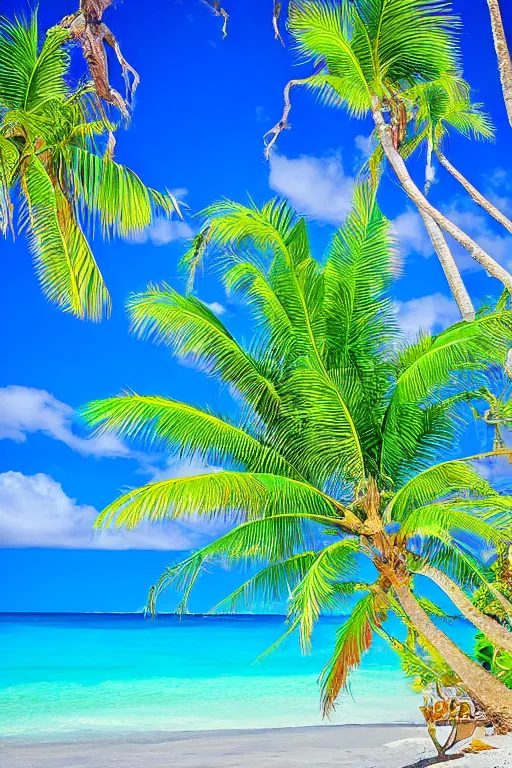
[287, 0, 459, 116]
[84, 187, 512, 714]
[475, 633, 512, 689]
[0, 12, 179, 320]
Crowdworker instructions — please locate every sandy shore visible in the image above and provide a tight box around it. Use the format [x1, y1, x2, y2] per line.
[2, 724, 512, 768]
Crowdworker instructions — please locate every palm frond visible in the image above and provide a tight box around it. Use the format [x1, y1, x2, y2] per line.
[147, 512, 344, 614]
[94, 471, 351, 531]
[320, 590, 385, 716]
[386, 459, 497, 523]
[71, 148, 180, 238]
[126, 285, 280, 413]
[80, 392, 302, 479]
[287, 538, 361, 652]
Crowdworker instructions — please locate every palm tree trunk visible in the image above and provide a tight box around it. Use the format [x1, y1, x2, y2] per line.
[486, 0, 512, 127]
[372, 105, 512, 291]
[436, 151, 512, 235]
[420, 564, 512, 653]
[393, 582, 512, 730]
[418, 211, 475, 321]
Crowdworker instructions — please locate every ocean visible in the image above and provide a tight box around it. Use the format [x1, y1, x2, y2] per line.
[0, 613, 475, 739]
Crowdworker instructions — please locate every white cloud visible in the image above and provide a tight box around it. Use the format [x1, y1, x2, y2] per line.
[126, 217, 194, 247]
[397, 293, 461, 337]
[443, 205, 512, 272]
[392, 210, 434, 259]
[0, 471, 202, 550]
[354, 134, 374, 158]
[268, 152, 354, 225]
[255, 105, 270, 123]
[145, 456, 222, 483]
[475, 454, 512, 483]
[0, 385, 128, 458]
[205, 301, 227, 316]
[169, 187, 189, 201]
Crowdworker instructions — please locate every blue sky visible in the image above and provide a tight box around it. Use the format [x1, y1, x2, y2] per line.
[1, 0, 512, 612]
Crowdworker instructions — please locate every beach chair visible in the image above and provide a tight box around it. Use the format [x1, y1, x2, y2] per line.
[420, 683, 491, 758]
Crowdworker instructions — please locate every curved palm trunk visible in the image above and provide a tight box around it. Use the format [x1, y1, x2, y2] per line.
[420, 564, 512, 653]
[436, 151, 512, 235]
[486, 0, 512, 127]
[394, 582, 512, 730]
[372, 106, 512, 291]
[418, 211, 475, 321]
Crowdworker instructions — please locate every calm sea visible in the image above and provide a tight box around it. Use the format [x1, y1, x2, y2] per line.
[0, 613, 475, 739]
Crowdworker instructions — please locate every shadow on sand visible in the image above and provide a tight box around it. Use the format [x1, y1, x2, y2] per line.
[401, 754, 464, 768]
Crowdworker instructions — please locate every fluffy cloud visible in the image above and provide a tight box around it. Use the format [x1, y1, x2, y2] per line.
[392, 210, 434, 259]
[443, 205, 512, 272]
[354, 134, 374, 158]
[475, 455, 512, 490]
[128, 218, 194, 246]
[0, 471, 213, 550]
[391, 198, 512, 275]
[0, 472, 191, 549]
[147, 456, 222, 483]
[205, 301, 227, 316]
[0, 385, 128, 458]
[268, 152, 354, 225]
[397, 293, 461, 337]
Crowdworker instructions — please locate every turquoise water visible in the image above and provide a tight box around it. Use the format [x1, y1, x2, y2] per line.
[0, 613, 473, 738]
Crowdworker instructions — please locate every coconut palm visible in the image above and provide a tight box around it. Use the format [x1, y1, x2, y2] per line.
[413, 80, 512, 235]
[0, 13, 179, 320]
[264, 0, 512, 307]
[485, 0, 512, 127]
[82, 187, 512, 726]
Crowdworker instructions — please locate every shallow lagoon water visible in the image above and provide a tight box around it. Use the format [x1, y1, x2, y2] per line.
[0, 613, 474, 738]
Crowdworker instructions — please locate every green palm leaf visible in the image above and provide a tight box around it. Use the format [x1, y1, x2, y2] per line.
[126, 285, 280, 413]
[287, 539, 361, 652]
[386, 459, 497, 523]
[147, 512, 343, 614]
[95, 471, 353, 531]
[81, 392, 302, 479]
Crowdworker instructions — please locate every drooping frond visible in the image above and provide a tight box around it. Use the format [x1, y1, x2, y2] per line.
[95, 471, 353, 531]
[71, 148, 180, 239]
[287, 0, 459, 119]
[288, 1, 372, 117]
[80, 392, 302, 479]
[398, 502, 509, 549]
[352, 0, 459, 86]
[394, 313, 512, 404]
[287, 538, 361, 652]
[209, 553, 323, 614]
[147, 512, 343, 614]
[20, 154, 110, 320]
[320, 590, 385, 716]
[126, 285, 280, 413]
[382, 315, 512, 476]
[386, 459, 497, 523]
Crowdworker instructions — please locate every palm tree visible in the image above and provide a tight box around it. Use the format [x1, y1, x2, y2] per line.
[264, 0, 512, 307]
[413, 80, 512, 234]
[485, 0, 512, 127]
[82, 187, 512, 727]
[0, 13, 179, 320]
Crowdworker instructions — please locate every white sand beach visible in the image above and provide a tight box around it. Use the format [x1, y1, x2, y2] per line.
[2, 725, 512, 768]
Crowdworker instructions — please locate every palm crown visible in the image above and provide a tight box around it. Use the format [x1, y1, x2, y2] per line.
[83, 186, 512, 718]
[0, 13, 179, 320]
